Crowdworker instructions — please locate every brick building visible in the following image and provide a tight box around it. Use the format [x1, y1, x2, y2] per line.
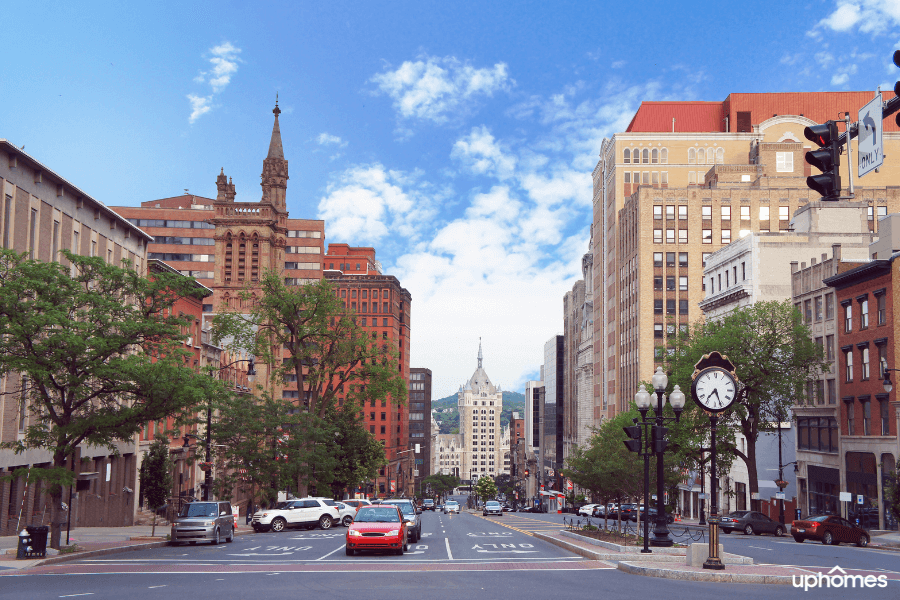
[0, 140, 152, 533]
[323, 244, 412, 497]
[594, 92, 900, 423]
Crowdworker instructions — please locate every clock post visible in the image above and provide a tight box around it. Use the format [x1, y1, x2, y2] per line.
[689, 351, 738, 571]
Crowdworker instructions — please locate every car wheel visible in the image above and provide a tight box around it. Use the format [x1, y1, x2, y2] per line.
[212, 528, 220, 545]
[226, 527, 234, 543]
[744, 524, 754, 536]
[319, 515, 333, 530]
[823, 531, 833, 545]
[857, 535, 869, 548]
[345, 545, 354, 556]
[271, 517, 286, 532]
[774, 526, 784, 537]
[342, 516, 353, 527]
[793, 535, 804, 543]
[721, 529, 731, 534]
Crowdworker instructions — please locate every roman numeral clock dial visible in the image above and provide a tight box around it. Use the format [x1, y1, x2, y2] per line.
[691, 367, 737, 413]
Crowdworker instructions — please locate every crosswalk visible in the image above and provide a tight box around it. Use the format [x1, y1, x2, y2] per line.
[470, 513, 565, 537]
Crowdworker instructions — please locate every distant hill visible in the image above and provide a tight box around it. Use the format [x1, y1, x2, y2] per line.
[431, 391, 525, 434]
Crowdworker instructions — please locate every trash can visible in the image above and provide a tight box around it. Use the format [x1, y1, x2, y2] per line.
[24, 525, 48, 558]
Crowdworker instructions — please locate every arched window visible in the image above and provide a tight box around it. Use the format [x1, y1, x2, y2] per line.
[651, 149, 658, 164]
[623, 148, 631, 164]
[716, 148, 725, 164]
[696, 149, 705, 165]
[707, 148, 715, 164]
[642, 149, 650, 164]
[642, 172, 650, 184]
[688, 148, 696, 164]
[660, 148, 668, 164]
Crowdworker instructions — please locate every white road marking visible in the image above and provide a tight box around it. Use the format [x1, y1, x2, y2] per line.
[747, 546, 773, 551]
[147, 585, 166, 589]
[316, 544, 346, 561]
[59, 595, 94, 598]
[445, 538, 453, 560]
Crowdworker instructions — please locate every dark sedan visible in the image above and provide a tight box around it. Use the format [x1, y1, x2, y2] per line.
[632, 506, 673, 524]
[791, 515, 870, 547]
[718, 510, 785, 536]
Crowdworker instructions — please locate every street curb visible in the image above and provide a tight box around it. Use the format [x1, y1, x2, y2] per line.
[29, 527, 257, 568]
[532, 531, 680, 562]
[617, 561, 793, 585]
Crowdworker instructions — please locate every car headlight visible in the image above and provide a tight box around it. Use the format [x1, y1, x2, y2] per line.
[349, 529, 362, 537]
[387, 530, 400, 537]
[203, 521, 214, 527]
[406, 519, 415, 526]
[261, 512, 269, 517]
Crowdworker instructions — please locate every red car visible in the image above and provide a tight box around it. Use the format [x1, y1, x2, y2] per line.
[345, 505, 408, 556]
[791, 514, 870, 547]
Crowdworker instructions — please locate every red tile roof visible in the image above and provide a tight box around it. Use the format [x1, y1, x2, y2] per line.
[626, 102, 725, 133]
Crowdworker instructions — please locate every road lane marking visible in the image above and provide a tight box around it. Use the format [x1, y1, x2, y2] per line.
[445, 538, 453, 560]
[747, 546, 773, 551]
[60, 595, 94, 598]
[147, 585, 166, 588]
[316, 544, 345, 561]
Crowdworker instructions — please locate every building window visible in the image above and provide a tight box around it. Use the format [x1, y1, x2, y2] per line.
[624, 148, 631, 164]
[826, 335, 835, 361]
[2, 194, 11, 248]
[666, 252, 675, 267]
[825, 294, 834, 320]
[847, 400, 855, 433]
[815, 296, 823, 321]
[654, 300, 663, 314]
[702, 253, 711, 267]
[666, 300, 675, 315]
[741, 262, 746, 280]
[861, 346, 870, 380]
[678, 229, 688, 244]
[654, 324, 663, 338]
[52, 220, 59, 262]
[877, 293, 886, 325]
[679, 299, 689, 314]
[678, 205, 687, 220]
[881, 399, 890, 435]
[666, 229, 675, 244]
[827, 379, 836, 405]
[845, 349, 853, 382]
[702, 206, 711, 220]
[653, 252, 663, 267]
[721, 229, 731, 244]
[844, 303, 852, 332]
[702, 229, 712, 244]
[780, 206, 789, 221]
[863, 400, 871, 435]
[654, 205, 662, 219]
[740, 206, 750, 221]
[860, 298, 869, 329]
[721, 206, 731, 221]
[29, 209, 38, 259]
[666, 276, 675, 291]
[679, 276, 688, 291]
[776, 152, 793, 172]
[759, 206, 769, 221]
[817, 379, 825, 405]
[804, 300, 812, 324]
[653, 276, 662, 291]
[688, 148, 696, 164]
[679, 252, 688, 267]
[653, 229, 663, 243]
[642, 149, 650, 164]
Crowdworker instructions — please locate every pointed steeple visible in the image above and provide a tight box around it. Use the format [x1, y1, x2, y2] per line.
[477, 338, 483, 369]
[261, 94, 288, 209]
[267, 94, 284, 160]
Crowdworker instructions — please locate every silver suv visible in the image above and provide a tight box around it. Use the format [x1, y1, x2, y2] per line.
[382, 499, 422, 543]
[170, 501, 234, 545]
[251, 497, 340, 532]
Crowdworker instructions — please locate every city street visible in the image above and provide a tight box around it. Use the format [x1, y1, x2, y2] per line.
[2, 500, 899, 599]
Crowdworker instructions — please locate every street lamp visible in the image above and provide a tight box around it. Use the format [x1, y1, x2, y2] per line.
[647, 367, 685, 547]
[205, 357, 255, 501]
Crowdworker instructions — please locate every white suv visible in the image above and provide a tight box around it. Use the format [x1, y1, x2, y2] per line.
[251, 498, 340, 532]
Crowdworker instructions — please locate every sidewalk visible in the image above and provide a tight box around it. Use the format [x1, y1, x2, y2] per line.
[0, 523, 257, 572]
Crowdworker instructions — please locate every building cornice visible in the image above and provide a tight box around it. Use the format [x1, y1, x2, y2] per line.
[823, 260, 891, 290]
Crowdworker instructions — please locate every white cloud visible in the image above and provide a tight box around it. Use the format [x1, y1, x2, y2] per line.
[451, 126, 517, 179]
[815, 1, 900, 36]
[611, 60, 627, 69]
[316, 133, 347, 147]
[187, 42, 242, 124]
[370, 55, 512, 124]
[832, 73, 850, 85]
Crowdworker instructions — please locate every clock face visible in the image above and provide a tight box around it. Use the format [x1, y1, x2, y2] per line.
[691, 367, 737, 412]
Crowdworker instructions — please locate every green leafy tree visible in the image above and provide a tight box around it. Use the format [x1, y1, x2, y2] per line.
[212, 273, 407, 496]
[475, 476, 498, 501]
[665, 300, 828, 510]
[142, 439, 173, 537]
[326, 400, 388, 498]
[422, 474, 459, 500]
[0, 249, 221, 549]
[493, 473, 515, 499]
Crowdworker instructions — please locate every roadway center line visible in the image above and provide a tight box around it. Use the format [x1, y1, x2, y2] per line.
[445, 538, 453, 561]
[747, 546, 773, 551]
[59, 595, 94, 598]
[316, 544, 346, 561]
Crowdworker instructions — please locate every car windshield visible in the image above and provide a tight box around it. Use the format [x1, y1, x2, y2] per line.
[384, 502, 415, 515]
[354, 507, 401, 523]
[486, 501, 500, 506]
[178, 503, 219, 518]
[728, 511, 750, 517]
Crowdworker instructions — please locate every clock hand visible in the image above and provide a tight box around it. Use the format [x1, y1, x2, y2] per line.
[709, 388, 720, 401]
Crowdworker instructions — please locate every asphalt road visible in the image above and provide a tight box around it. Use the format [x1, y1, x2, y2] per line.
[2, 497, 898, 599]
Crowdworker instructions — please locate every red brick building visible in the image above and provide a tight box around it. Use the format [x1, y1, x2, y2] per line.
[324, 244, 412, 496]
[825, 253, 899, 530]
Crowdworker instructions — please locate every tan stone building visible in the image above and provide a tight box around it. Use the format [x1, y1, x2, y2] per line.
[594, 92, 900, 422]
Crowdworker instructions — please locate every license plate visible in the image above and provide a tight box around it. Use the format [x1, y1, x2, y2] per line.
[796, 529, 805, 533]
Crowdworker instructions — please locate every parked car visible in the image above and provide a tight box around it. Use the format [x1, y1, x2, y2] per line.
[791, 515, 870, 546]
[594, 503, 617, 518]
[616, 504, 638, 521]
[483, 500, 503, 516]
[345, 504, 408, 556]
[382, 499, 422, 543]
[170, 500, 235, 545]
[578, 504, 599, 517]
[334, 502, 357, 527]
[342, 499, 372, 512]
[501, 504, 515, 512]
[633, 506, 674, 524]
[423, 499, 436, 511]
[443, 500, 460, 514]
[251, 497, 340, 532]
[718, 510, 785, 536]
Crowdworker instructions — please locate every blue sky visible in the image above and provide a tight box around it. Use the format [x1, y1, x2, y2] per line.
[4, 1, 900, 397]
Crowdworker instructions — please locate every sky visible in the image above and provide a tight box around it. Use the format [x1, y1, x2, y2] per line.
[4, 0, 900, 397]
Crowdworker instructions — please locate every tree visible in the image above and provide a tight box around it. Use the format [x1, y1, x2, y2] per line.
[665, 300, 828, 510]
[0, 249, 222, 549]
[142, 439, 173, 537]
[325, 400, 388, 498]
[212, 273, 407, 496]
[475, 476, 498, 501]
[421, 474, 459, 500]
[494, 473, 515, 499]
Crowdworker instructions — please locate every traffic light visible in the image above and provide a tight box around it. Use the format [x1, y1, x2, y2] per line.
[623, 421, 642, 453]
[652, 425, 669, 453]
[804, 120, 841, 199]
[524, 469, 529, 477]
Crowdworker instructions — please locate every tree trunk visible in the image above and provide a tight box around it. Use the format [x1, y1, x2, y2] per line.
[745, 432, 760, 512]
[151, 512, 157, 538]
[48, 487, 63, 550]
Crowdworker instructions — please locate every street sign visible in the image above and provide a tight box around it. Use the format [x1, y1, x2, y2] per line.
[566, 479, 573, 491]
[839, 492, 852, 502]
[858, 93, 884, 177]
[857, 494, 864, 505]
[776, 492, 785, 500]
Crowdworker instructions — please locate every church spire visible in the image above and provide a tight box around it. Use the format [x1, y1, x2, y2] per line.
[477, 338, 483, 369]
[261, 95, 288, 209]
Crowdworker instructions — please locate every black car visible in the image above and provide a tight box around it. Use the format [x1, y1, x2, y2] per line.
[632, 506, 674, 524]
[422, 499, 436, 511]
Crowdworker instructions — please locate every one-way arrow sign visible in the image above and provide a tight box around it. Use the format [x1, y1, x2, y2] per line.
[859, 93, 884, 178]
